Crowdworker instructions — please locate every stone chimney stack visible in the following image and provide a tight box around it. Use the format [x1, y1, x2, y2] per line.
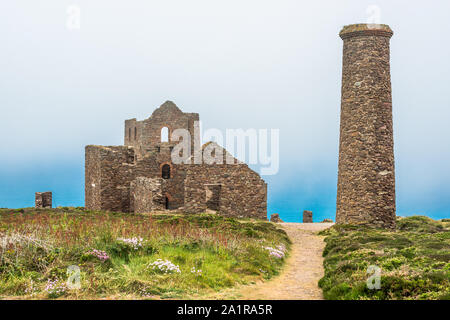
[336, 24, 396, 229]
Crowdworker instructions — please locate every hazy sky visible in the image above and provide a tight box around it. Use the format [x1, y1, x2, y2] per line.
[1, 0, 449, 221]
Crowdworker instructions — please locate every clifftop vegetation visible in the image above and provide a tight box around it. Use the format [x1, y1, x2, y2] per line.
[319, 216, 450, 300]
[0, 208, 290, 299]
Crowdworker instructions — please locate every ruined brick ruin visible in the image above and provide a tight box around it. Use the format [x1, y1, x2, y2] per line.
[85, 101, 267, 219]
[336, 24, 396, 229]
[303, 210, 313, 223]
[35, 192, 52, 208]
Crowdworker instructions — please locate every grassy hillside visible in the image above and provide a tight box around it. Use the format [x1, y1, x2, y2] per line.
[319, 216, 450, 300]
[0, 208, 290, 299]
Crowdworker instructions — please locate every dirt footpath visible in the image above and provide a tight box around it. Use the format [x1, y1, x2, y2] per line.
[207, 222, 333, 300]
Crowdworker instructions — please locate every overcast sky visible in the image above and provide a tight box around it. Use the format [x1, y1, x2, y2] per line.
[1, 0, 449, 221]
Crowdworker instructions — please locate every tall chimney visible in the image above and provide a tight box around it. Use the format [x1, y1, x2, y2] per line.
[336, 24, 396, 229]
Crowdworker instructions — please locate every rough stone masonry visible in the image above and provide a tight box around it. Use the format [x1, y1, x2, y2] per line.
[336, 24, 396, 229]
[85, 101, 267, 219]
[35, 192, 52, 208]
[303, 210, 313, 223]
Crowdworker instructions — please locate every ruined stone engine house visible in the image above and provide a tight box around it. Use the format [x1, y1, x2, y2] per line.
[85, 101, 267, 219]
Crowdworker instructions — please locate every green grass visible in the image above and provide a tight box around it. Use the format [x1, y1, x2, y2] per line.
[0, 208, 290, 299]
[318, 216, 450, 300]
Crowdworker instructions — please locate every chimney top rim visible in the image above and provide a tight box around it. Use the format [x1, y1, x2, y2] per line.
[340, 23, 393, 39]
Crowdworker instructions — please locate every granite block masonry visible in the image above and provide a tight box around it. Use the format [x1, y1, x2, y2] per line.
[35, 192, 52, 208]
[85, 101, 267, 219]
[303, 210, 313, 223]
[336, 24, 396, 229]
[270, 213, 283, 223]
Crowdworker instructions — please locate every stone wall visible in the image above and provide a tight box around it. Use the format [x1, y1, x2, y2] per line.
[132, 147, 186, 210]
[336, 24, 396, 229]
[183, 163, 267, 219]
[85, 146, 102, 210]
[85, 145, 135, 212]
[124, 101, 199, 159]
[130, 177, 164, 213]
[85, 145, 188, 213]
[35, 192, 52, 208]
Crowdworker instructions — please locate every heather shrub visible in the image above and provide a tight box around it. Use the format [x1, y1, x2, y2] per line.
[0, 209, 290, 299]
[319, 216, 450, 300]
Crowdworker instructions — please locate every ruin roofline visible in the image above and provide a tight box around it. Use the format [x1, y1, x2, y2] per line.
[85, 145, 133, 150]
[124, 100, 199, 123]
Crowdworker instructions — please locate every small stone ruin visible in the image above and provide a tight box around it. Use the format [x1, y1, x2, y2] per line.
[270, 213, 283, 223]
[35, 192, 52, 208]
[303, 210, 313, 223]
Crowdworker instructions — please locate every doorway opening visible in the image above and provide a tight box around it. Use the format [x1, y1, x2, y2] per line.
[165, 196, 169, 210]
[205, 184, 221, 211]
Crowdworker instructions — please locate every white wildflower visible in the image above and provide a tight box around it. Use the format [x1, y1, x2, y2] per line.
[147, 259, 181, 274]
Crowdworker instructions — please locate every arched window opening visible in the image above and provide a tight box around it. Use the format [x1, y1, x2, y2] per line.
[128, 128, 131, 141]
[162, 164, 171, 179]
[161, 127, 169, 142]
[134, 127, 137, 140]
